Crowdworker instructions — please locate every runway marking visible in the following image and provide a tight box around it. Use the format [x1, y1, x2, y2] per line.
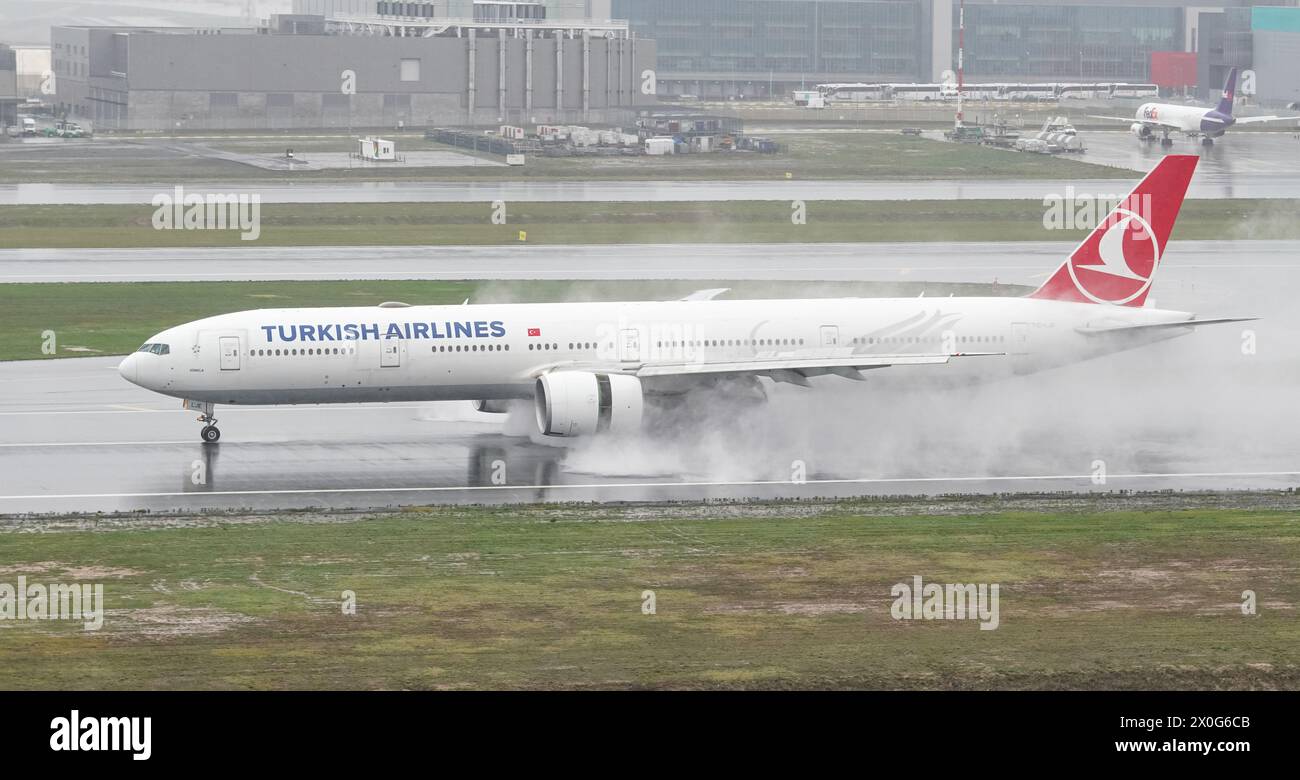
[0, 404, 434, 416]
[0, 409, 172, 416]
[1, 470, 1296, 501]
[0, 440, 194, 448]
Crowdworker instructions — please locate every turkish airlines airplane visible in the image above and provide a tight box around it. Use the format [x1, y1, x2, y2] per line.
[1090, 67, 1299, 146]
[119, 155, 1250, 443]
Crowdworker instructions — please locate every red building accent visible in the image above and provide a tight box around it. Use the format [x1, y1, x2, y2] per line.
[1150, 52, 1198, 89]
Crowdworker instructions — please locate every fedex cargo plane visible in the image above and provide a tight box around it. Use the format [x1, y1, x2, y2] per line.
[1090, 67, 1300, 146]
[119, 156, 1251, 443]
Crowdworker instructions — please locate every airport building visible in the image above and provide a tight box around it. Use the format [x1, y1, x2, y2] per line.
[50, 3, 655, 130]
[611, 0, 1299, 105]
[1246, 5, 1300, 104]
[41, 1, 1299, 129]
[0, 45, 20, 130]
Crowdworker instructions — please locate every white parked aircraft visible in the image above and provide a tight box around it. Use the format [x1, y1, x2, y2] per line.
[119, 155, 1250, 443]
[1090, 67, 1300, 146]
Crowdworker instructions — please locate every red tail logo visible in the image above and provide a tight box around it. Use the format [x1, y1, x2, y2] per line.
[1029, 155, 1197, 307]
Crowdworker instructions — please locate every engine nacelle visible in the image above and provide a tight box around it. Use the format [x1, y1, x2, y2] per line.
[534, 372, 643, 437]
[1130, 123, 1152, 139]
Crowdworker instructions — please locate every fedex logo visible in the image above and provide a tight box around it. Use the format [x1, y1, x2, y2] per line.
[260, 320, 506, 342]
[1142, 105, 1159, 120]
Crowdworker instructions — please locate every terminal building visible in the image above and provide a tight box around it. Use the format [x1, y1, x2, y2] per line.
[41, 1, 1299, 129]
[0, 45, 21, 130]
[50, 2, 655, 130]
[611, 0, 1300, 106]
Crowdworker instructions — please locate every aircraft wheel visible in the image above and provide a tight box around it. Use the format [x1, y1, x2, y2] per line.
[1201, 137, 1214, 147]
[201, 425, 221, 443]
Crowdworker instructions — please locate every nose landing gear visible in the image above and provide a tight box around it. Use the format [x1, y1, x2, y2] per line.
[184, 399, 221, 443]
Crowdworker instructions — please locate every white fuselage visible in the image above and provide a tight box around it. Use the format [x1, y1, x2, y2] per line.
[118, 296, 1196, 406]
[1134, 102, 1217, 133]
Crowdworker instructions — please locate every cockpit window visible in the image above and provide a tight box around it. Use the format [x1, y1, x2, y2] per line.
[136, 343, 170, 355]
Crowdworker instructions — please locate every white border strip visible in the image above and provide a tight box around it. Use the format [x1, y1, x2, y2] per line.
[1, 470, 1297, 501]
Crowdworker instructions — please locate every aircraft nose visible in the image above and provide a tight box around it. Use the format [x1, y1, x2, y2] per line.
[118, 353, 140, 385]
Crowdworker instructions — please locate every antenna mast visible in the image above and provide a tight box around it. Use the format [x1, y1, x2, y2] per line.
[956, 0, 965, 128]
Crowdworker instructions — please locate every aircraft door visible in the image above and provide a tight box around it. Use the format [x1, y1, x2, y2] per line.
[619, 329, 640, 362]
[219, 336, 241, 370]
[1010, 323, 1030, 355]
[381, 337, 401, 368]
[820, 325, 839, 347]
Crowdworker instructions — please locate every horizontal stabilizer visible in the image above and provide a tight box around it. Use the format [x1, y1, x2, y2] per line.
[1234, 115, 1300, 125]
[1076, 317, 1257, 335]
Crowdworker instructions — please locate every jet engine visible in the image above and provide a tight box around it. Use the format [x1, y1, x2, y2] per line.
[534, 372, 643, 437]
[1130, 123, 1152, 139]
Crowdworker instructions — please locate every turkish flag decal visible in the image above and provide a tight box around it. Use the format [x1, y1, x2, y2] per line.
[527, 328, 541, 337]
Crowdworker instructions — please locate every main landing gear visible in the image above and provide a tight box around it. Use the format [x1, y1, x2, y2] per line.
[1201, 137, 1215, 147]
[1160, 131, 1174, 148]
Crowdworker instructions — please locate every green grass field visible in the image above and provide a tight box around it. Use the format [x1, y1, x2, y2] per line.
[0, 278, 1027, 361]
[2, 198, 1295, 248]
[1, 496, 1296, 689]
[0, 132, 1134, 184]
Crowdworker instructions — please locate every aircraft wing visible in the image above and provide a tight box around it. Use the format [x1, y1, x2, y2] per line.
[1092, 115, 1190, 130]
[1233, 115, 1300, 125]
[1086, 113, 1196, 130]
[677, 288, 731, 301]
[1087, 114, 1141, 123]
[633, 350, 1003, 383]
[530, 351, 1003, 385]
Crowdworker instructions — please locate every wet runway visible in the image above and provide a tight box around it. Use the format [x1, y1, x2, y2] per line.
[1, 239, 1296, 284]
[2, 241, 1296, 514]
[1072, 130, 1300, 177]
[3, 173, 1298, 205]
[752, 126, 1300, 179]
